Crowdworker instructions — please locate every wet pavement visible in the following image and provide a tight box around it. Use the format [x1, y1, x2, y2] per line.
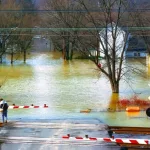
[0, 119, 121, 150]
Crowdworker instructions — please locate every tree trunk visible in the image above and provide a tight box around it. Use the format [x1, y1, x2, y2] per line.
[0, 56, 2, 63]
[108, 93, 119, 111]
[70, 40, 76, 60]
[63, 37, 70, 60]
[110, 80, 119, 93]
[11, 51, 13, 65]
[23, 49, 26, 63]
[66, 37, 70, 60]
[70, 48, 73, 60]
[62, 38, 65, 59]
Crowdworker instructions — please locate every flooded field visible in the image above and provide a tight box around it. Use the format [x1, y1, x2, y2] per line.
[0, 52, 150, 127]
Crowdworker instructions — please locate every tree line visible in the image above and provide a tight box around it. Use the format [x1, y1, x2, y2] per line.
[0, 0, 37, 64]
[0, 0, 149, 93]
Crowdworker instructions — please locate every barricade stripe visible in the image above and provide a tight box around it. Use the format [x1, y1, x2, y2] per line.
[145, 140, 149, 144]
[116, 139, 127, 144]
[130, 139, 139, 144]
[76, 137, 83, 139]
[89, 137, 97, 141]
[103, 138, 112, 142]
[137, 140, 148, 145]
[62, 136, 69, 139]
[8, 105, 48, 109]
[24, 106, 29, 108]
[19, 106, 24, 109]
[13, 106, 19, 109]
[34, 106, 39, 108]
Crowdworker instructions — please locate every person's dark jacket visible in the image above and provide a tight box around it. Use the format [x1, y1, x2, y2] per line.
[0, 102, 8, 111]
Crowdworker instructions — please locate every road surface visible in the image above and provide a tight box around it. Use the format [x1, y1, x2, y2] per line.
[0, 119, 121, 150]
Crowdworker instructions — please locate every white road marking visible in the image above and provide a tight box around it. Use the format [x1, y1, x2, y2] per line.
[0, 136, 106, 145]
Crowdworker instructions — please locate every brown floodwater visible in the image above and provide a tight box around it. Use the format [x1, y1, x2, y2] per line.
[0, 52, 150, 127]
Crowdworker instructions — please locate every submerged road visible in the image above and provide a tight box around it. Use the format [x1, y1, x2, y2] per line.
[0, 119, 121, 150]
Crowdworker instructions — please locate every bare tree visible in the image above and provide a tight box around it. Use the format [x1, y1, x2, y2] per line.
[41, 0, 86, 60]
[0, 0, 21, 63]
[0, 0, 38, 64]
[75, 0, 131, 93]
[16, 13, 37, 63]
[40, 0, 146, 93]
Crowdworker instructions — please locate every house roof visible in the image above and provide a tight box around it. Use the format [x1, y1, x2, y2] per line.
[99, 22, 125, 35]
[127, 35, 147, 51]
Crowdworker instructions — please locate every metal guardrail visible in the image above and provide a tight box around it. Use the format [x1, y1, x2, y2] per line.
[108, 126, 150, 135]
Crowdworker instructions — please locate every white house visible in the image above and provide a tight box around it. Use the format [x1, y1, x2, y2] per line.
[99, 23, 127, 58]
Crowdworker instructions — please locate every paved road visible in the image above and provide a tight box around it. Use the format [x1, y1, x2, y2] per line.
[0, 119, 121, 150]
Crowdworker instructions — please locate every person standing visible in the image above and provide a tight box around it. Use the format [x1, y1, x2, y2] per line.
[0, 98, 8, 123]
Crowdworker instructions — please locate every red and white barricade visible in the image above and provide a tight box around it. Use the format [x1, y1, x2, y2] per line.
[62, 135, 149, 145]
[8, 104, 48, 109]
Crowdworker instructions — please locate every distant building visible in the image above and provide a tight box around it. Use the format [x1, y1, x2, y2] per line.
[97, 23, 148, 59]
[125, 35, 147, 58]
[32, 36, 53, 52]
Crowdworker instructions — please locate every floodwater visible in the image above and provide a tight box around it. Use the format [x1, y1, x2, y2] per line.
[0, 52, 150, 127]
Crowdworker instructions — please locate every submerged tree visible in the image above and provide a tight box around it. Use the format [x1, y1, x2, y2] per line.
[75, 0, 131, 93]
[16, 13, 37, 63]
[0, 0, 21, 63]
[0, 0, 37, 64]
[41, 0, 85, 60]
[71, 0, 148, 93]
[15, 0, 37, 63]
[40, 0, 145, 93]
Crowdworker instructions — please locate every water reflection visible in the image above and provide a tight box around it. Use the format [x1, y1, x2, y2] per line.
[108, 93, 120, 112]
[147, 64, 150, 78]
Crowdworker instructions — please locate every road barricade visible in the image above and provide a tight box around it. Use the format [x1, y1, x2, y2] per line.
[62, 135, 149, 145]
[8, 104, 48, 109]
